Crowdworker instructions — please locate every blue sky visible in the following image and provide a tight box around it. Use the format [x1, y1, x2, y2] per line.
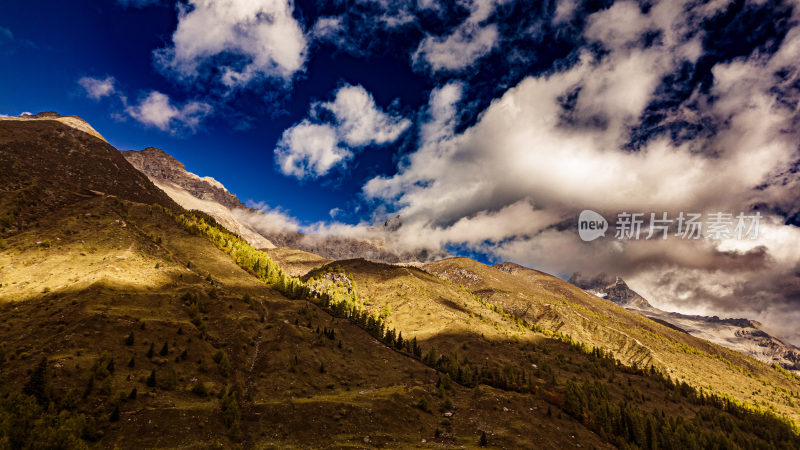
[4, 0, 800, 342]
[0, 0, 432, 224]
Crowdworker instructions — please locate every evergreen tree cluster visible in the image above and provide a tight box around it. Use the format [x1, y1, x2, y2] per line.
[172, 210, 309, 300]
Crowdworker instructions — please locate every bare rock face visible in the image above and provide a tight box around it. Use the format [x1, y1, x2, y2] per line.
[121, 148, 275, 249]
[121, 148, 245, 211]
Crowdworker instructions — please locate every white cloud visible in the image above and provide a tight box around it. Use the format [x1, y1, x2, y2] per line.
[359, 0, 800, 341]
[154, 0, 308, 88]
[412, 0, 507, 73]
[312, 16, 345, 41]
[274, 121, 352, 179]
[125, 91, 212, 133]
[78, 76, 116, 100]
[234, 201, 300, 235]
[275, 84, 410, 179]
[553, 0, 577, 24]
[319, 85, 411, 147]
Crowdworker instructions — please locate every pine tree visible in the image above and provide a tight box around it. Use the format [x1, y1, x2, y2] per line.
[146, 369, 156, 387]
[160, 342, 168, 356]
[129, 387, 138, 399]
[23, 356, 50, 405]
[124, 331, 134, 346]
[479, 431, 488, 447]
[110, 404, 120, 422]
[217, 350, 231, 377]
[146, 343, 154, 358]
[128, 357, 135, 368]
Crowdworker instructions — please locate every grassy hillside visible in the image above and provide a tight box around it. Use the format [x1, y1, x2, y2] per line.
[266, 247, 332, 277]
[0, 120, 178, 238]
[0, 197, 611, 448]
[298, 258, 800, 444]
[1, 119, 799, 448]
[429, 258, 800, 422]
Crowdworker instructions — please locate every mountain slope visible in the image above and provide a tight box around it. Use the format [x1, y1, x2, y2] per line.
[413, 258, 800, 424]
[0, 117, 178, 236]
[0, 118, 608, 448]
[297, 257, 800, 446]
[571, 273, 800, 372]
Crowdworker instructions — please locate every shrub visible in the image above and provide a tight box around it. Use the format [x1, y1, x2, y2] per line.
[191, 381, 208, 397]
[213, 350, 231, 377]
[161, 369, 177, 390]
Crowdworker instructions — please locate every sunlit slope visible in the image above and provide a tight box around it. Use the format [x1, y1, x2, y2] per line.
[266, 246, 333, 277]
[300, 258, 800, 445]
[421, 257, 800, 425]
[0, 198, 608, 448]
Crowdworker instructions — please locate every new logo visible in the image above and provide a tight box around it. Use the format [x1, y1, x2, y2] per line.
[578, 210, 608, 241]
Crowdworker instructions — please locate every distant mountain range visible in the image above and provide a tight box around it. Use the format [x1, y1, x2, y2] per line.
[570, 274, 800, 372]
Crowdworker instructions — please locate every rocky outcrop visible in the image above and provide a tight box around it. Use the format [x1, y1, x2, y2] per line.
[121, 148, 275, 249]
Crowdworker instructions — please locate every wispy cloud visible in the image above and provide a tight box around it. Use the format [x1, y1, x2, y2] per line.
[0, 25, 36, 54]
[356, 0, 800, 343]
[412, 0, 508, 73]
[78, 76, 116, 100]
[124, 91, 212, 133]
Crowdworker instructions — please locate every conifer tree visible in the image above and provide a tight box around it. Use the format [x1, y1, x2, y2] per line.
[110, 404, 120, 422]
[23, 357, 50, 405]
